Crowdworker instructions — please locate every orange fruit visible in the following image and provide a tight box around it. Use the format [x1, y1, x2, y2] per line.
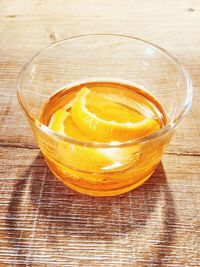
[48, 109, 68, 134]
[47, 86, 160, 173]
[71, 87, 159, 142]
[49, 108, 89, 141]
[48, 108, 140, 173]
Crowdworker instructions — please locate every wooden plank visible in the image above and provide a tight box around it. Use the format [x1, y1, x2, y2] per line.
[0, 147, 199, 266]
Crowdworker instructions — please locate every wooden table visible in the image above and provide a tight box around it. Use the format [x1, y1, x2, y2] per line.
[0, 1, 200, 266]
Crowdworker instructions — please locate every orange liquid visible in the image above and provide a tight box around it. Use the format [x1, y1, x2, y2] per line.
[39, 81, 168, 196]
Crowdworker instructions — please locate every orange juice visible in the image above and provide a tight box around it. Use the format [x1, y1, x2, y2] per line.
[39, 80, 168, 196]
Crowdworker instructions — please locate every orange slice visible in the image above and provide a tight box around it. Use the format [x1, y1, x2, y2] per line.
[71, 87, 159, 142]
[48, 109, 67, 134]
[87, 92, 145, 123]
[49, 108, 89, 141]
[48, 108, 140, 173]
[57, 143, 140, 173]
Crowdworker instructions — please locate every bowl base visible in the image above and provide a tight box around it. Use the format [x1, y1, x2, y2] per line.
[51, 169, 154, 197]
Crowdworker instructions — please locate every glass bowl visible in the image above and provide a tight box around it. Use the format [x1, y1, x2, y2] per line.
[17, 34, 193, 196]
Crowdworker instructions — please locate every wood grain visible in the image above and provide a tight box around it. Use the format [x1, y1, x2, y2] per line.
[0, 0, 200, 266]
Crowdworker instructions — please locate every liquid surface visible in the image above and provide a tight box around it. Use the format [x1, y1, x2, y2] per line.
[38, 81, 168, 196]
[40, 81, 166, 142]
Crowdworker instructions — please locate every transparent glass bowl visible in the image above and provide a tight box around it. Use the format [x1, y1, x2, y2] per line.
[17, 34, 193, 196]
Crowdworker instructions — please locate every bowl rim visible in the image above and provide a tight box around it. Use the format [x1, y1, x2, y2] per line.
[17, 33, 193, 148]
